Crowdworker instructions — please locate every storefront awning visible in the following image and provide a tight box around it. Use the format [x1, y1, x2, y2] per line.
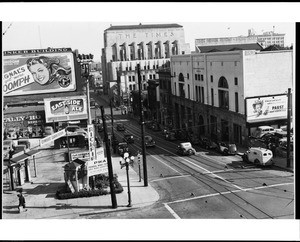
[10, 153, 30, 163]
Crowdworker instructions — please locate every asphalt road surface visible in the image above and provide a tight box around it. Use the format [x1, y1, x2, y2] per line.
[89, 96, 294, 219]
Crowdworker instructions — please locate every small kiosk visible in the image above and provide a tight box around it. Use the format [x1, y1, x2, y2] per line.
[63, 158, 87, 192]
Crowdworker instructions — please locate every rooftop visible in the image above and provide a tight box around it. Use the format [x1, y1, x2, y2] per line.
[196, 43, 263, 53]
[105, 23, 182, 31]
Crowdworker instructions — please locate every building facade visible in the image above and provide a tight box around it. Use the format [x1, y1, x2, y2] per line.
[101, 23, 190, 103]
[167, 49, 293, 146]
[195, 28, 286, 50]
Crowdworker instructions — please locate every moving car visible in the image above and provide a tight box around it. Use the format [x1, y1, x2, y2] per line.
[242, 147, 274, 166]
[123, 133, 134, 143]
[176, 142, 196, 156]
[216, 142, 237, 155]
[116, 123, 125, 131]
[144, 135, 156, 147]
[117, 142, 129, 156]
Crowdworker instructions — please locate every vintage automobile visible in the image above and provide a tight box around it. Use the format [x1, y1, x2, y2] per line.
[176, 142, 196, 156]
[117, 142, 129, 156]
[116, 123, 126, 131]
[165, 131, 177, 141]
[199, 136, 218, 150]
[144, 135, 156, 147]
[242, 147, 274, 166]
[123, 133, 134, 143]
[216, 142, 237, 155]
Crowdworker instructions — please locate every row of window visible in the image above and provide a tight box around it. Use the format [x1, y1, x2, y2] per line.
[128, 74, 156, 82]
[175, 72, 239, 86]
[128, 83, 147, 91]
[125, 64, 160, 71]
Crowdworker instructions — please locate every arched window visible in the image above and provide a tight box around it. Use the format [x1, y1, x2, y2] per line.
[178, 73, 184, 82]
[218, 76, 229, 109]
[218, 76, 228, 88]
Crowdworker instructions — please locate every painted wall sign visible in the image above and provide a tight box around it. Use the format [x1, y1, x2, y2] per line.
[3, 48, 76, 96]
[246, 95, 288, 123]
[44, 95, 88, 122]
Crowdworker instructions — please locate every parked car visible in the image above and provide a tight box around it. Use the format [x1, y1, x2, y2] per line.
[7, 127, 17, 139]
[145, 135, 156, 147]
[18, 139, 31, 149]
[175, 130, 187, 140]
[199, 136, 218, 149]
[65, 125, 88, 138]
[116, 123, 125, 131]
[3, 140, 14, 160]
[242, 147, 274, 166]
[117, 142, 129, 156]
[44, 126, 54, 137]
[252, 126, 275, 138]
[176, 142, 196, 156]
[123, 133, 134, 143]
[216, 142, 237, 155]
[165, 131, 177, 141]
[151, 123, 161, 132]
[189, 134, 201, 145]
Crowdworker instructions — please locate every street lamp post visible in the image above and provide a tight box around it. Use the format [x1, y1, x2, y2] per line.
[120, 152, 134, 207]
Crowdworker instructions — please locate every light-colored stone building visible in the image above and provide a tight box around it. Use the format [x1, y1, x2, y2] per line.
[101, 23, 190, 103]
[169, 49, 293, 146]
[195, 28, 286, 51]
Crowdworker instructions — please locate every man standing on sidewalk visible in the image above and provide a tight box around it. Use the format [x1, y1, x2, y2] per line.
[18, 192, 27, 213]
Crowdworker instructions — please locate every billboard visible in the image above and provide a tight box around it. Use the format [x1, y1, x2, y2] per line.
[44, 95, 88, 122]
[3, 48, 76, 96]
[246, 95, 288, 123]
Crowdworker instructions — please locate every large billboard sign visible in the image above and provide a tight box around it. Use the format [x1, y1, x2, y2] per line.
[3, 48, 76, 96]
[44, 95, 88, 122]
[87, 147, 108, 176]
[246, 95, 288, 123]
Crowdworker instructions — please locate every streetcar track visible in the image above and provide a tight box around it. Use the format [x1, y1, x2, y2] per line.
[113, 120, 293, 219]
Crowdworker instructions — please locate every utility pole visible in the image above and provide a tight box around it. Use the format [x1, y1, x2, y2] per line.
[100, 106, 117, 208]
[286, 88, 291, 168]
[110, 99, 116, 153]
[137, 64, 148, 187]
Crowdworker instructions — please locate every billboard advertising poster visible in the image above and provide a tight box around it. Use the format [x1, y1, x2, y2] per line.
[87, 147, 108, 176]
[3, 48, 76, 96]
[246, 95, 288, 123]
[44, 95, 88, 122]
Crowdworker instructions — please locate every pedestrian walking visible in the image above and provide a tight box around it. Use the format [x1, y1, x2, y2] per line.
[17, 192, 27, 213]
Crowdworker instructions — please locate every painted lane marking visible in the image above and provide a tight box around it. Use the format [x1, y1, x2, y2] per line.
[202, 169, 234, 174]
[163, 203, 181, 219]
[150, 154, 184, 175]
[166, 182, 293, 205]
[151, 174, 192, 183]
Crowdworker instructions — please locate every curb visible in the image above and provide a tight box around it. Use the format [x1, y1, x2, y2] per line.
[79, 206, 138, 217]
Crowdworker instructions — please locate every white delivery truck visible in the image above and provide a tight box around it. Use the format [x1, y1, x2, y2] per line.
[243, 147, 274, 166]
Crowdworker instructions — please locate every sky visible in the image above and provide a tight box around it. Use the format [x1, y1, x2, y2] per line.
[1, 3, 298, 62]
[0, 2, 299, 241]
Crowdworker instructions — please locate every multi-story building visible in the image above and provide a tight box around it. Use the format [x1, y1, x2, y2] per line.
[195, 28, 286, 52]
[167, 49, 293, 146]
[101, 23, 190, 104]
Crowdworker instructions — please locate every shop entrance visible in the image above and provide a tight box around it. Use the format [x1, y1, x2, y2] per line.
[221, 119, 229, 141]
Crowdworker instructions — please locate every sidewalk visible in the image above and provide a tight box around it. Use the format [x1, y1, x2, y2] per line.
[2, 148, 159, 219]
